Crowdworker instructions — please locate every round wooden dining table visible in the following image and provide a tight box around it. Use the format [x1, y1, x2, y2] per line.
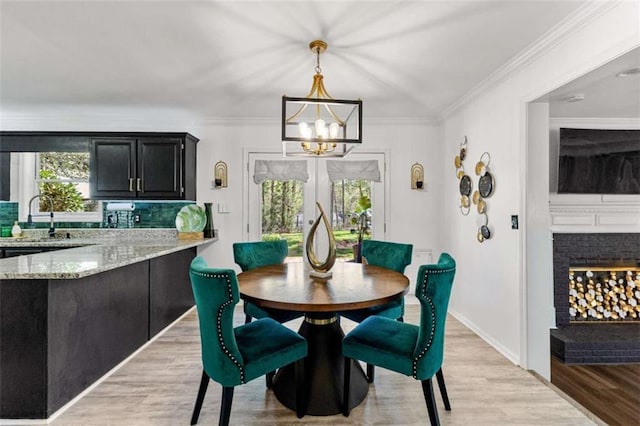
[237, 261, 409, 416]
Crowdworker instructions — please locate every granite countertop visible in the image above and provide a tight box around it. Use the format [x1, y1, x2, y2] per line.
[0, 229, 215, 280]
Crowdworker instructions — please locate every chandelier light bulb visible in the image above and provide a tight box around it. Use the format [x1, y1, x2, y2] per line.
[329, 122, 339, 139]
[298, 122, 312, 139]
[315, 119, 326, 138]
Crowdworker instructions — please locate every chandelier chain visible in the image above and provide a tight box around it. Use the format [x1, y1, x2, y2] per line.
[315, 46, 322, 74]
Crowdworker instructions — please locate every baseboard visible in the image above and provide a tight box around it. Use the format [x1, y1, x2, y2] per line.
[448, 308, 520, 365]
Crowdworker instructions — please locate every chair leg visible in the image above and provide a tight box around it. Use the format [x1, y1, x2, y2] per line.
[190, 370, 210, 425]
[421, 378, 440, 426]
[343, 356, 351, 417]
[435, 368, 451, 411]
[219, 386, 234, 426]
[295, 358, 307, 418]
[244, 314, 252, 324]
[266, 371, 275, 389]
[366, 363, 375, 383]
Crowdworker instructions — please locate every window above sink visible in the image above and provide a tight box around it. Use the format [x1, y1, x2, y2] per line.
[10, 152, 102, 222]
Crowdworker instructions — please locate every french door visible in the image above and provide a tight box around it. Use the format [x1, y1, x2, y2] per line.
[245, 152, 385, 261]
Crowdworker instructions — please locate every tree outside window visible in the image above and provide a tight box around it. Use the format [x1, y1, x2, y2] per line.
[37, 152, 98, 213]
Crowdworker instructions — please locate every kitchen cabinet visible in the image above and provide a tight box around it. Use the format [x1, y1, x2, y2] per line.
[0, 131, 199, 201]
[0, 245, 199, 418]
[89, 133, 198, 200]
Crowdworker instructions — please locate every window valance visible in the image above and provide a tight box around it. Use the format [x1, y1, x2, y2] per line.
[326, 160, 381, 182]
[253, 160, 309, 184]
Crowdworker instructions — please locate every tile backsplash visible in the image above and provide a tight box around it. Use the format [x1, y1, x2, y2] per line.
[102, 201, 195, 229]
[0, 200, 195, 230]
[0, 202, 18, 228]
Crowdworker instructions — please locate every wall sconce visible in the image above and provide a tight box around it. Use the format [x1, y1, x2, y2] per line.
[214, 161, 228, 188]
[411, 162, 424, 190]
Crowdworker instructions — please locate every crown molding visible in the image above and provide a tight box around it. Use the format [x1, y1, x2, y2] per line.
[1, 112, 439, 129]
[440, 1, 621, 120]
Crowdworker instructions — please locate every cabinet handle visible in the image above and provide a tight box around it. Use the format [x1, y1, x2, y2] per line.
[137, 178, 142, 192]
[129, 178, 134, 192]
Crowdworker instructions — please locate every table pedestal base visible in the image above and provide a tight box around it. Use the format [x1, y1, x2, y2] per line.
[272, 314, 369, 416]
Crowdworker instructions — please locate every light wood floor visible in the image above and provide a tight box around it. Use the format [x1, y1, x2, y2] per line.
[42, 305, 602, 426]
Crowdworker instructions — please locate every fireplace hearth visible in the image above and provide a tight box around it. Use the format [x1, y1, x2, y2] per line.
[551, 233, 640, 364]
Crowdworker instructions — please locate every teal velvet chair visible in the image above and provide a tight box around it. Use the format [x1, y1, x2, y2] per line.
[342, 253, 456, 426]
[340, 239, 413, 323]
[339, 239, 413, 381]
[233, 240, 304, 325]
[189, 257, 308, 425]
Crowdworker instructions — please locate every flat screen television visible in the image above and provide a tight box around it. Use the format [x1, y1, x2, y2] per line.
[557, 128, 640, 194]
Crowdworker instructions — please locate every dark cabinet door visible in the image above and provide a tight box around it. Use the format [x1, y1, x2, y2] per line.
[137, 138, 182, 199]
[89, 133, 196, 200]
[90, 138, 136, 198]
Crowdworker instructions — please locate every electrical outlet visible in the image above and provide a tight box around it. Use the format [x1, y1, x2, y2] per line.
[134, 214, 141, 224]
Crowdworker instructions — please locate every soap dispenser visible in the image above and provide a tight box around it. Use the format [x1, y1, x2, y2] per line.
[11, 221, 22, 238]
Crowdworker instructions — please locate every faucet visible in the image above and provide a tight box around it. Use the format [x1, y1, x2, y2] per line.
[27, 194, 55, 237]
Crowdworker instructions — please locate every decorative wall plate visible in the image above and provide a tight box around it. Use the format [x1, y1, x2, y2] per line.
[477, 198, 486, 213]
[481, 225, 491, 239]
[478, 172, 494, 198]
[475, 152, 491, 176]
[472, 190, 480, 205]
[459, 174, 472, 196]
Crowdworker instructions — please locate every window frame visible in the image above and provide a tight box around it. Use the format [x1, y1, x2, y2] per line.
[11, 151, 103, 223]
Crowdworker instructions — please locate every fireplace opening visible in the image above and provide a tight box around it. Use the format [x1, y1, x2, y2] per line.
[568, 267, 639, 322]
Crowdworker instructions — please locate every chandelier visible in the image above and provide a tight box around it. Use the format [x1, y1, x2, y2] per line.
[282, 40, 362, 157]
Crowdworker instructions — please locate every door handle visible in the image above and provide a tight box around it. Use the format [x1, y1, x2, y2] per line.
[136, 178, 142, 192]
[129, 178, 135, 192]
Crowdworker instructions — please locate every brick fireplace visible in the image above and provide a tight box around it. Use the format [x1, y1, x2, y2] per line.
[550, 233, 640, 364]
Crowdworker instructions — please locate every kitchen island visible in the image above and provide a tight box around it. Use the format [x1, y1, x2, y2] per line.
[0, 230, 214, 420]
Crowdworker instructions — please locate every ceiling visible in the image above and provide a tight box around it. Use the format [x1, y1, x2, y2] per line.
[539, 47, 640, 119]
[0, 1, 602, 123]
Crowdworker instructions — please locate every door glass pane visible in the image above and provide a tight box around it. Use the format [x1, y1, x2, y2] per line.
[331, 179, 372, 260]
[260, 179, 304, 259]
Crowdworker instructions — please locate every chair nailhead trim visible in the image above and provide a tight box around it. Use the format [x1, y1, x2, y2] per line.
[412, 266, 453, 380]
[412, 296, 436, 379]
[193, 271, 245, 384]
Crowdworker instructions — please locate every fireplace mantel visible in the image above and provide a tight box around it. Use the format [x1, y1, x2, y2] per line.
[550, 193, 640, 233]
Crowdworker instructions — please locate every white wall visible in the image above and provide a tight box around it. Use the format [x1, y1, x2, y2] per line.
[192, 119, 443, 291]
[441, 1, 639, 376]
